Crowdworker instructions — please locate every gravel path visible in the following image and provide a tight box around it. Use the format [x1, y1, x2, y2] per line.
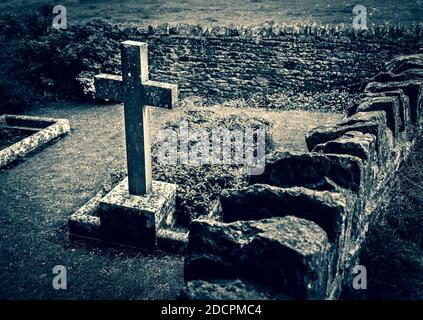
[0, 101, 341, 299]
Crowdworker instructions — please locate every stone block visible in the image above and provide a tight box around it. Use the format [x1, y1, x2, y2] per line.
[219, 183, 360, 288]
[385, 54, 423, 74]
[99, 177, 177, 249]
[313, 131, 376, 162]
[363, 90, 410, 132]
[220, 184, 349, 243]
[356, 96, 401, 138]
[250, 151, 364, 193]
[306, 111, 388, 164]
[365, 80, 423, 125]
[184, 216, 330, 299]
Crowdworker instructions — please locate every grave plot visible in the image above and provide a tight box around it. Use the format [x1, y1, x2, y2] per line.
[181, 49, 423, 300]
[65, 41, 423, 300]
[0, 115, 70, 169]
[1, 2, 422, 301]
[68, 40, 343, 254]
[69, 107, 341, 254]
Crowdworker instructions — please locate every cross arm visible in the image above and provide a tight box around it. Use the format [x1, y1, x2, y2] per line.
[94, 74, 178, 109]
[143, 81, 178, 109]
[94, 74, 123, 102]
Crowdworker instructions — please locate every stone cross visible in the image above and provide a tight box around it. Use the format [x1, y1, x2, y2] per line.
[94, 41, 178, 196]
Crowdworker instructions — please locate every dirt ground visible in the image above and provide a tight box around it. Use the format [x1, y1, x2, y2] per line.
[1, 0, 422, 26]
[0, 100, 341, 299]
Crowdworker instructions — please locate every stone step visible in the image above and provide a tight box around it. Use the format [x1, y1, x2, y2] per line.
[355, 96, 401, 138]
[360, 90, 410, 133]
[219, 184, 351, 243]
[313, 131, 376, 163]
[218, 183, 360, 293]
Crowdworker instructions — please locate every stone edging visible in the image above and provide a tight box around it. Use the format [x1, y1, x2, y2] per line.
[0, 115, 70, 168]
[181, 49, 423, 300]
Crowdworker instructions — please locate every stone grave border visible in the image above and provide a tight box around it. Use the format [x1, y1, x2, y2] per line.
[0, 114, 70, 169]
[182, 49, 423, 300]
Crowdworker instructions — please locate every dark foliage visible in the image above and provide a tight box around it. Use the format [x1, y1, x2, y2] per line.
[0, 5, 122, 114]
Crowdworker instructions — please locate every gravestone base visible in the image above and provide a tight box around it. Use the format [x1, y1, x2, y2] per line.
[68, 177, 187, 253]
[99, 177, 177, 250]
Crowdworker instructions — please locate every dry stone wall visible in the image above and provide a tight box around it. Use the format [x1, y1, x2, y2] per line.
[180, 49, 423, 300]
[120, 24, 422, 101]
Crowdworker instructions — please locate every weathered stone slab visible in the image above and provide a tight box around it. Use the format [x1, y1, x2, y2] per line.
[0, 115, 70, 168]
[365, 80, 423, 124]
[250, 151, 364, 192]
[184, 216, 330, 299]
[370, 68, 423, 84]
[313, 131, 376, 163]
[99, 177, 177, 249]
[356, 96, 401, 138]
[362, 90, 411, 132]
[385, 54, 423, 74]
[219, 183, 361, 290]
[312, 130, 377, 196]
[181, 279, 289, 300]
[220, 184, 348, 243]
[68, 190, 103, 240]
[306, 111, 388, 164]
